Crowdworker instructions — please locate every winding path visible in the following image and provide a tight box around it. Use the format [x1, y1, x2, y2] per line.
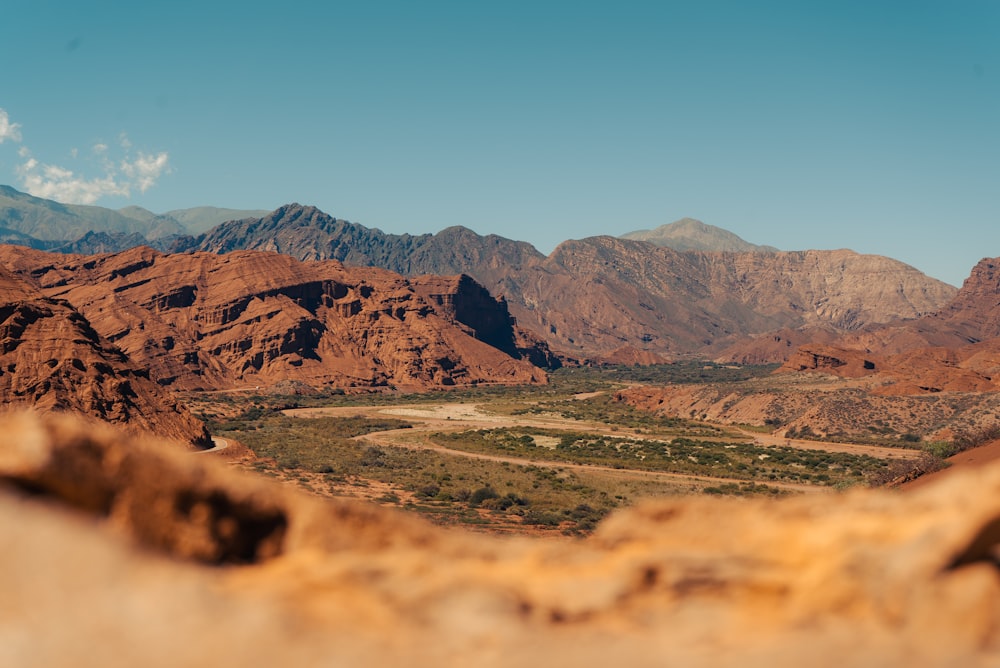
[194, 436, 230, 454]
[283, 403, 860, 493]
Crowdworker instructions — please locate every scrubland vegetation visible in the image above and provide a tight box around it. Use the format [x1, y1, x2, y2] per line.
[189, 362, 998, 535]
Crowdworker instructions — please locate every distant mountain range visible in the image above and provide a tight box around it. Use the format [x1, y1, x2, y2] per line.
[0, 185, 265, 251]
[0, 186, 963, 362]
[174, 204, 956, 360]
[0, 185, 777, 256]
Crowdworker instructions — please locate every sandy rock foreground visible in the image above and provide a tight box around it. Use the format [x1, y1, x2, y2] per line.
[2, 412, 999, 667]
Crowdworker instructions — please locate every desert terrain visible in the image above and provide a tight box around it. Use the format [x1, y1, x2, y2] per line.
[3, 193, 1000, 665]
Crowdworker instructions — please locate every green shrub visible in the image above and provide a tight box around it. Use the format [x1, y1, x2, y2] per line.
[469, 486, 499, 506]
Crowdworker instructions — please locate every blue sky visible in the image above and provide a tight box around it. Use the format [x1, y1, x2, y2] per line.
[1, 1, 997, 286]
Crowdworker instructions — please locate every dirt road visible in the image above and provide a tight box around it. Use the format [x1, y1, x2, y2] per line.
[194, 436, 230, 454]
[736, 429, 916, 460]
[284, 403, 830, 493]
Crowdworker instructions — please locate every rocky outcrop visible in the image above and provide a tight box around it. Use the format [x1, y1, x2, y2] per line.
[752, 258, 1000, 390]
[777, 340, 1000, 396]
[768, 257, 1000, 362]
[409, 273, 558, 367]
[3, 411, 1000, 666]
[937, 257, 1000, 339]
[0, 245, 545, 391]
[714, 326, 846, 364]
[0, 268, 210, 445]
[782, 344, 879, 377]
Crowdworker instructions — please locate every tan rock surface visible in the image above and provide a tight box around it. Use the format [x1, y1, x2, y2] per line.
[506, 240, 957, 357]
[740, 257, 1000, 367]
[3, 411, 1000, 666]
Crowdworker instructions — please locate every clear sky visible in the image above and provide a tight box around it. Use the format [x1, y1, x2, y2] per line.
[1, 1, 997, 286]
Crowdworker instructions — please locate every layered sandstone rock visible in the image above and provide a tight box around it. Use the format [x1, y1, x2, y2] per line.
[616, 380, 1000, 441]
[776, 340, 1000, 396]
[0, 246, 546, 391]
[0, 268, 209, 445]
[752, 258, 1000, 361]
[2, 412, 1000, 667]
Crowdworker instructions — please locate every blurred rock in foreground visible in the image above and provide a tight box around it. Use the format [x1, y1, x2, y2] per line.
[2, 411, 999, 667]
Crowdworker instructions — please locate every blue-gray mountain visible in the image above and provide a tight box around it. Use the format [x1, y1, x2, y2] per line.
[0, 185, 265, 252]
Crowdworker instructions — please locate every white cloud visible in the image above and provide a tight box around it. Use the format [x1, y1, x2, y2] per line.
[2, 111, 172, 204]
[0, 108, 22, 144]
[17, 159, 130, 204]
[120, 151, 170, 193]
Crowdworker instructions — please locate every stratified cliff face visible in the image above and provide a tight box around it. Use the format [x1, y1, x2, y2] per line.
[774, 339, 1000, 396]
[408, 273, 559, 368]
[182, 205, 956, 358]
[923, 257, 1000, 343]
[740, 258, 1000, 366]
[0, 246, 545, 391]
[3, 411, 1000, 667]
[513, 238, 956, 356]
[0, 268, 210, 445]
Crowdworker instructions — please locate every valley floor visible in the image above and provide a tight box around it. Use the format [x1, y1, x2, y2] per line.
[192, 366, 938, 535]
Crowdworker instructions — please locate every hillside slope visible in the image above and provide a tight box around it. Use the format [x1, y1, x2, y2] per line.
[0, 185, 184, 240]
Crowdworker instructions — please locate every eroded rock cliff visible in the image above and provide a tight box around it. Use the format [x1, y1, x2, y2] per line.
[0, 268, 210, 445]
[0, 245, 545, 391]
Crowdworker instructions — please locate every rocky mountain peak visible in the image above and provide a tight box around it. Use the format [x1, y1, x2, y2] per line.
[621, 218, 779, 253]
[932, 256, 1000, 341]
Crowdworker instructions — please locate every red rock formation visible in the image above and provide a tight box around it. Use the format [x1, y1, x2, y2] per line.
[781, 344, 879, 377]
[776, 340, 1000, 396]
[0, 267, 209, 445]
[0, 246, 545, 391]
